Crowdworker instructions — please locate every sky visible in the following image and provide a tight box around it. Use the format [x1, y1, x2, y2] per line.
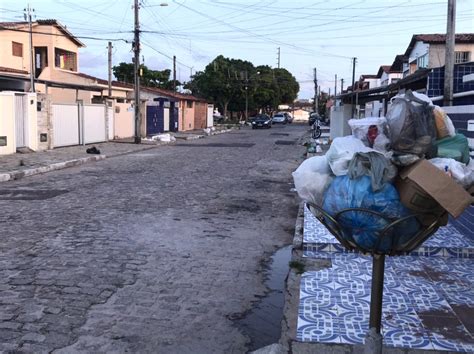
[1, 0, 473, 99]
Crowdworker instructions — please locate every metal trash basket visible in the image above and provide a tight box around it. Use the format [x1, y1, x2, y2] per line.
[305, 202, 443, 354]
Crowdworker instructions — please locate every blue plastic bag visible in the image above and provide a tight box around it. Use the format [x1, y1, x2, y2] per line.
[322, 175, 420, 252]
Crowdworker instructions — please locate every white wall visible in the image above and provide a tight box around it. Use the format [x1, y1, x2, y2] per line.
[330, 104, 352, 140]
[0, 92, 16, 155]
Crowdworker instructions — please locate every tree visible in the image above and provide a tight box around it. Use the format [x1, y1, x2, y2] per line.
[185, 56, 299, 118]
[112, 62, 181, 90]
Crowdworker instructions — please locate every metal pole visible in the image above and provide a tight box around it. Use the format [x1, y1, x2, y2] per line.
[26, 4, 35, 92]
[277, 47, 281, 69]
[173, 55, 177, 92]
[133, 0, 141, 144]
[108, 41, 112, 98]
[351, 57, 357, 118]
[313, 68, 318, 113]
[364, 254, 385, 354]
[443, 0, 456, 107]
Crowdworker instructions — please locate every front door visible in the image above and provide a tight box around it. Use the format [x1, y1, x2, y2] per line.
[146, 105, 164, 136]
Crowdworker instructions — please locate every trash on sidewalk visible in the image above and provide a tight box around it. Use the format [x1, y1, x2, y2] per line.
[292, 90, 474, 254]
[150, 133, 176, 142]
[86, 146, 101, 154]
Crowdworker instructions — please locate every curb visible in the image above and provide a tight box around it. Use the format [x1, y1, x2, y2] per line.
[0, 128, 236, 183]
[0, 155, 105, 182]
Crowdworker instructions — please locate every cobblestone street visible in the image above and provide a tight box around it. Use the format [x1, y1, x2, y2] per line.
[0, 124, 307, 353]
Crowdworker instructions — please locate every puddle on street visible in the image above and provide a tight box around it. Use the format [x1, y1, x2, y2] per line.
[236, 245, 292, 351]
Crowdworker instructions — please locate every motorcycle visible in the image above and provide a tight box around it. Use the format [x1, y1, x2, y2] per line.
[311, 118, 322, 139]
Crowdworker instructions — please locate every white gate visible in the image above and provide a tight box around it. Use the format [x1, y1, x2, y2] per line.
[82, 104, 106, 144]
[52, 103, 107, 147]
[107, 107, 114, 140]
[164, 107, 170, 131]
[14, 94, 28, 148]
[52, 103, 80, 147]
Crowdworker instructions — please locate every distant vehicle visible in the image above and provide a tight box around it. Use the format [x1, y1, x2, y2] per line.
[308, 112, 321, 126]
[213, 114, 225, 124]
[272, 113, 288, 124]
[284, 112, 294, 123]
[251, 114, 272, 129]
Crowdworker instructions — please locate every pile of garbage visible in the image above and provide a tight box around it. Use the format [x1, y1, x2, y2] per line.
[293, 90, 474, 253]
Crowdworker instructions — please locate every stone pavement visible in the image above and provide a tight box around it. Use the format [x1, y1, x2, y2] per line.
[0, 124, 307, 353]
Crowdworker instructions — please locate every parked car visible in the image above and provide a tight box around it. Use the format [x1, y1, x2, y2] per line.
[272, 113, 288, 124]
[308, 112, 321, 126]
[251, 114, 272, 129]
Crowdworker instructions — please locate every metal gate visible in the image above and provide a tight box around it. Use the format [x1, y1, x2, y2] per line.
[52, 103, 107, 147]
[170, 104, 179, 132]
[83, 104, 106, 144]
[14, 94, 28, 148]
[52, 103, 80, 147]
[164, 107, 170, 131]
[146, 105, 164, 135]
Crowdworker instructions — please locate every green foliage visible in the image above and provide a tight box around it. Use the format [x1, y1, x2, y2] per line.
[185, 56, 299, 117]
[289, 260, 305, 274]
[112, 62, 181, 90]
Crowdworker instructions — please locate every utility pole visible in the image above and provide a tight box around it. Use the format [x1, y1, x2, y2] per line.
[245, 71, 249, 120]
[277, 47, 281, 69]
[173, 55, 177, 92]
[351, 57, 357, 117]
[340, 78, 344, 94]
[108, 41, 113, 97]
[133, 0, 141, 144]
[313, 67, 318, 114]
[334, 74, 337, 103]
[24, 4, 35, 92]
[443, 0, 456, 106]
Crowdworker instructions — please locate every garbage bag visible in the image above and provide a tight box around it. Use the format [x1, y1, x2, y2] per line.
[386, 90, 437, 157]
[292, 156, 334, 205]
[434, 133, 470, 164]
[433, 106, 456, 139]
[347, 151, 398, 192]
[326, 136, 372, 176]
[429, 157, 474, 189]
[348, 117, 387, 147]
[323, 175, 420, 252]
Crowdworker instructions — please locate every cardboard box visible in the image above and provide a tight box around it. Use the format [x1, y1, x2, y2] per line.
[395, 160, 473, 224]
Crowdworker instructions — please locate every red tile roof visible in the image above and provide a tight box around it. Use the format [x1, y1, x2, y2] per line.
[72, 72, 133, 89]
[0, 66, 29, 75]
[376, 65, 391, 78]
[404, 33, 474, 56]
[0, 19, 85, 47]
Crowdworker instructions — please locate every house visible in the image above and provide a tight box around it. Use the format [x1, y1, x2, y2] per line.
[0, 19, 138, 153]
[402, 34, 474, 77]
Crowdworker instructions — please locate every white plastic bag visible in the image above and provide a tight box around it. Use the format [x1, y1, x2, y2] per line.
[292, 156, 334, 205]
[348, 117, 387, 143]
[326, 136, 373, 176]
[429, 157, 474, 189]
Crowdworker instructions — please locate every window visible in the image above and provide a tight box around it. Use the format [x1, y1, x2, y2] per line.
[391, 78, 400, 84]
[417, 54, 428, 68]
[186, 100, 193, 108]
[455, 51, 471, 64]
[54, 48, 77, 71]
[12, 42, 23, 57]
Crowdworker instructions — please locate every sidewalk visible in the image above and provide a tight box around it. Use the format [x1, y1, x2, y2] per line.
[0, 127, 236, 182]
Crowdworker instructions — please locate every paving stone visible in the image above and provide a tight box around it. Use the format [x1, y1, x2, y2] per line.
[21, 332, 46, 342]
[0, 126, 304, 352]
